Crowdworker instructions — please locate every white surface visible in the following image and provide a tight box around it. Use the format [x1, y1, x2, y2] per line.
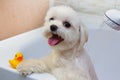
[53, 0, 120, 15]
[79, 13, 104, 29]
[86, 29, 120, 80]
[0, 27, 120, 80]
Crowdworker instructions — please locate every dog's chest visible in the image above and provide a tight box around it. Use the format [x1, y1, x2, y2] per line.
[59, 55, 88, 71]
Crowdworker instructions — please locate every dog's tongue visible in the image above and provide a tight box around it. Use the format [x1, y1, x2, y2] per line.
[48, 35, 61, 46]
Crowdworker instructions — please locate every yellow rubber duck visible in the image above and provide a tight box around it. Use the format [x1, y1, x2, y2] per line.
[9, 52, 24, 69]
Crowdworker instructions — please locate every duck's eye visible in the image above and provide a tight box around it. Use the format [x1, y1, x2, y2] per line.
[63, 21, 71, 28]
[49, 17, 54, 21]
[15, 55, 17, 57]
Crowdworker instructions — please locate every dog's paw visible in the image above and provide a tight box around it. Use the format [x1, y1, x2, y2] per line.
[18, 70, 33, 76]
[16, 60, 34, 76]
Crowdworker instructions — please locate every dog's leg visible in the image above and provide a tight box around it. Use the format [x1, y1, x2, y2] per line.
[16, 59, 47, 76]
[17, 55, 53, 76]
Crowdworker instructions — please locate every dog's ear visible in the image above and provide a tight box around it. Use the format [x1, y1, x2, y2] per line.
[78, 23, 88, 50]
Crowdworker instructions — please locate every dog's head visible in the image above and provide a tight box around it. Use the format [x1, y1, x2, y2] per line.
[43, 6, 88, 51]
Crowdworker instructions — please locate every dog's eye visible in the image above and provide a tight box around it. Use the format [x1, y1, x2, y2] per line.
[63, 21, 71, 28]
[49, 17, 54, 21]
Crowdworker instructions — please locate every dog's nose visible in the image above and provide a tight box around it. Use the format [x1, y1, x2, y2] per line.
[50, 25, 58, 31]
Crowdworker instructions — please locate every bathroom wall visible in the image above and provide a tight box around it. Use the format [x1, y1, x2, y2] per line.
[0, 0, 49, 40]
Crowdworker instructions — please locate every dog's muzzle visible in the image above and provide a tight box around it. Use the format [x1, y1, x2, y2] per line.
[47, 25, 64, 46]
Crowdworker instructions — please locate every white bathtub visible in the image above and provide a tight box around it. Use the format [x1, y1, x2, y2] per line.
[0, 27, 120, 80]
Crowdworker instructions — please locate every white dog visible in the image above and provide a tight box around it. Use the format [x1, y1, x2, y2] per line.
[17, 6, 98, 80]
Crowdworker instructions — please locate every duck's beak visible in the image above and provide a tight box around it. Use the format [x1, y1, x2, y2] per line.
[17, 57, 23, 61]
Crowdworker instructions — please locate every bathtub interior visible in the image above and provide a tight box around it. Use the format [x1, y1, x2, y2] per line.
[0, 28, 56, 80]
[0, 27, 120, 80]
[86, 29, 120, 80]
